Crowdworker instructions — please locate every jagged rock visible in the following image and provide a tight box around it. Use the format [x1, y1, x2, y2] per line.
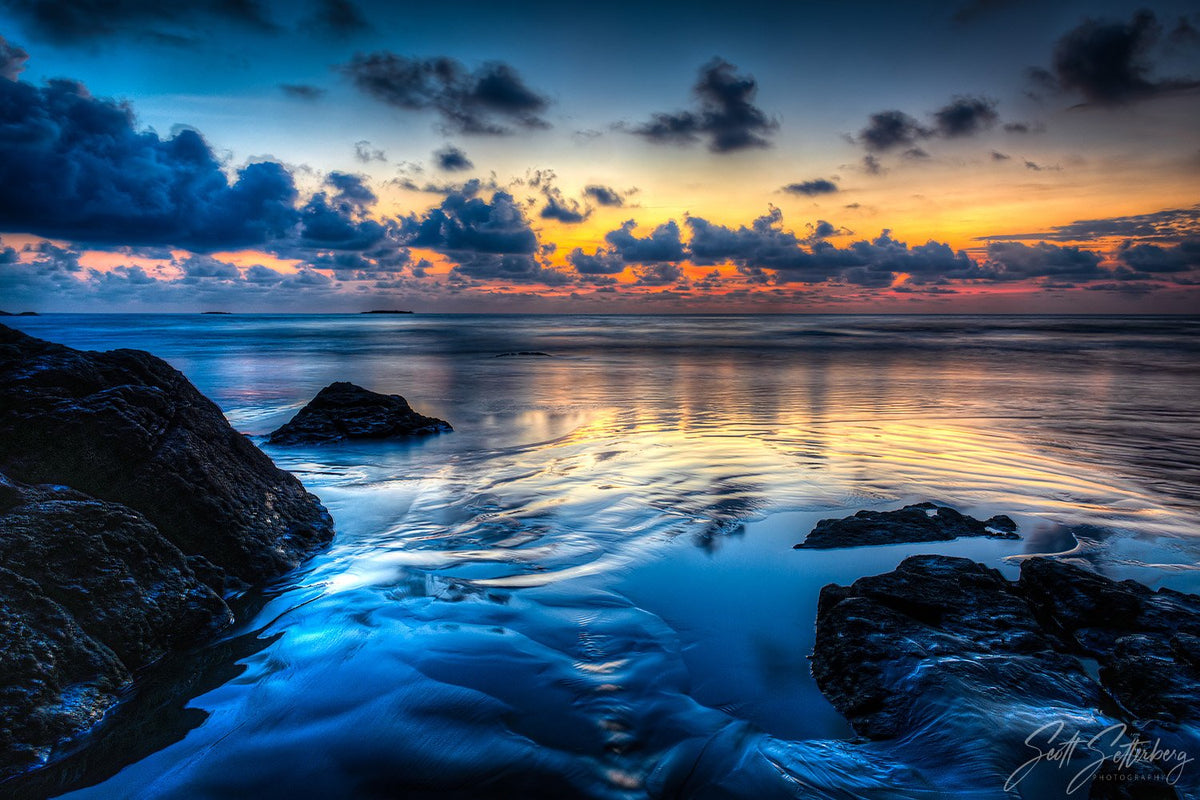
[267, 381, 451, 445]
[812, 555, 1198, 797]
[0, 474, 232, 779]
[795, 502, 1018, 549]
[0, 323, 334, 586]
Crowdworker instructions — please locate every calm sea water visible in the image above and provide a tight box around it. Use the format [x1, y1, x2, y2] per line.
[6, 314, 1200, 799]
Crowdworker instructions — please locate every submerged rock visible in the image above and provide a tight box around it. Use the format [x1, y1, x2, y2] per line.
[0, 323, 334, 586]
[812, 555, 1198, 796]
[794, 501, 1017, 549]
[267, 381, 451, 445]
[0, 474, 232, 779]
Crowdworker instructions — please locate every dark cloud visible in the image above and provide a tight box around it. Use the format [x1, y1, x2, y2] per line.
[630, 58, 777, 153]
[782, 179, 838, 196]
[567, 248, 626, 275]
[991, 150, 1011, 160]
[933, 95, 998, 137]
[1117, 237, 1200, 272]
[341, 52, 552, 135]
[539, 187, 590, 224]
[0, 76, 300, 251]
[280, 83, 325, 101]
[858, 110, 930, 151]
[1041, 10, 1200, 105]
[983, 241, 1104, 281]
[307, 0, 368, 35]
[862, 155, 883, 175]
[1003, 122, 1034, 133]
[978, 206, 1200, 242]
[582, 185, 627, 207]
[399, 190, 538, 257]
[434, 145, 473, 172]
[605, 219, 686, 263]
[294, 172, 386, 250]
[634, 263, 684, 286]
[354, 140, 386, 162]
[1, 34, 29, 81]
[2, 0, 279, 45]
[903, 147, 931, 160]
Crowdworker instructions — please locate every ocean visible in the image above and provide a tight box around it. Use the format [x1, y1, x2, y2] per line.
[6, 313, 1200, 798]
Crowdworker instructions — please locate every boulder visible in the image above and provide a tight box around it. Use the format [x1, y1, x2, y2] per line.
[0, 323, 334, 587]
[0, 474, 232, 779]
[267, 381, 451, 445]
[795, 502, 1018, 548]
[812, 555, 1198, 796]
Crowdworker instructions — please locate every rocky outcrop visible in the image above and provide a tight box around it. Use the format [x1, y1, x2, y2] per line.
[794, 502, 1017, 548]
[0, 324, 334, 587]
[0, 323, 335, 779]
[0, 475, 232, 779]
[267, 381, 451, 445]
[812, 555, 1198, 796]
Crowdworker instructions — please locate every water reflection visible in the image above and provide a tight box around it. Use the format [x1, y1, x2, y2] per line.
[1, 314, 1197, 797]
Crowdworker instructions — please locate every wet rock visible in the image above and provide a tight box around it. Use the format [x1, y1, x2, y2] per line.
[1020, 558, 1200, 728]
[0, 474, 232, 779]
[812, 555, 1097, 738]
[267, 381, 451, 445]
[812, 555, 1198, 796]
[0, 323, 334, 587]
[794, 502, 1018, 549]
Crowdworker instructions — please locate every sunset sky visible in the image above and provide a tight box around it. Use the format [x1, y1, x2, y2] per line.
[1, 0, 1198, 312]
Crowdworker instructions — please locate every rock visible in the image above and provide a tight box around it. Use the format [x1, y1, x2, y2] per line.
[0, 474, 232, 779]
[794, 502, 1018, 549]
[0, 323, 334, 587]
[267, 381, 451, 445]
[812, 555, 1198, 796]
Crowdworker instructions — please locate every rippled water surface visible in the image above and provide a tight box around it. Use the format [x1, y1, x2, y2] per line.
[6, 314, 1200, 799]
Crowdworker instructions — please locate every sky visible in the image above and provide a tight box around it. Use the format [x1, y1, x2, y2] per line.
[0, 0, 1198, 313]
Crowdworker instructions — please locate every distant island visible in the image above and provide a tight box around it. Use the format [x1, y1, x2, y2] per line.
[361, 309, 413, 314]
[201, 311, 232, 315]
[0, 311, 39, 316]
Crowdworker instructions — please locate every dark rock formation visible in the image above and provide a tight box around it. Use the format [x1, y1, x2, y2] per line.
[0, 474, 232, 779]
[813, 555, 1198, 796]
[0, 323, 334, 586]
[267, 381, 451, 445]
[795, 502, 1017, 549]
[0, 323, 335, 779]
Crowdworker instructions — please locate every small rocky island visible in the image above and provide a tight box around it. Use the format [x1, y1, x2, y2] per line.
[0, 324, 334, 779]
[794, 501, 1018, 548]
[267, 382, 452, 445]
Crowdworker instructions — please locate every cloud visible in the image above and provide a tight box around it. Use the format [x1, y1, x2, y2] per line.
[340, 53, 552, 135]
[399, 190, 538, 257]
[582, 185, 627, 207]
[782, 179, 838, 196]
[991, 150, 1011, 160]
[932, 95, 998, 137]
[857, 110, 930, 151]
[280, 83, 325, 101]
[862, 155, 884, 175]
[3, 0, 279, 45]
[1, 34, 29, 81]
[978, 205, 1200, 242]
[1117, 237, 1200, 272]
[982, 241, 1104, 281]
[1039, 10, 1200, 105]
[295, 172, 387, 250]
[433, 145, 473, 171]
[630, 58, 777, 153]
[354, 140, 386, 162]
[0, 76, 302, 251]
[634, 263, 684, 286]
[567, 248, 626, 275]
[307, 0, 368, 35]
[605, 219, 686, 263]
[539, 187, 590, 224]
